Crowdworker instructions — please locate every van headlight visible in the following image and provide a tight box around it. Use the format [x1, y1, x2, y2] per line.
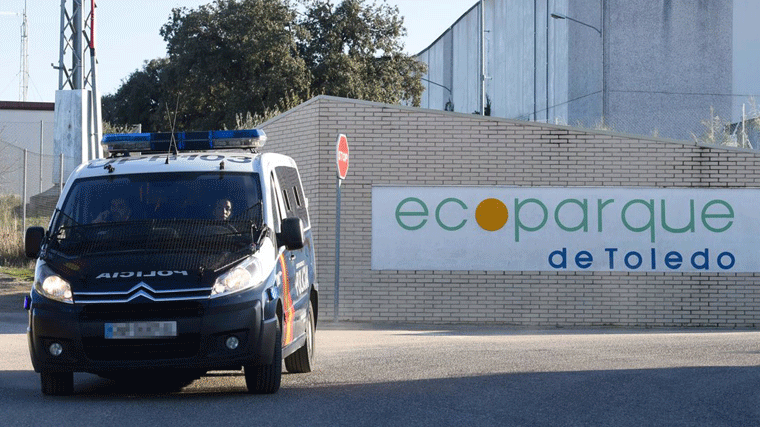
[34, 264, 73, 304]
[211, 258, 266, 298]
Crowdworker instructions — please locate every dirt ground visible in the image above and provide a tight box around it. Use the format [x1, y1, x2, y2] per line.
[0, 274, 31, 314]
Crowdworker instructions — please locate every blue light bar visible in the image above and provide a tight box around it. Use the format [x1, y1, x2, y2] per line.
[101, 129, 267, 155]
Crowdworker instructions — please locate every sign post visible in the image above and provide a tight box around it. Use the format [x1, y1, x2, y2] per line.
[335, 134, 349, 321]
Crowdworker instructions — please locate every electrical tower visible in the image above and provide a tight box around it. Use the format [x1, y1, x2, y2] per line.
[54, 0, 102, 184]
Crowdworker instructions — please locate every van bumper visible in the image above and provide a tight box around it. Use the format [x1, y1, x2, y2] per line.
[27, 290, 278, 375]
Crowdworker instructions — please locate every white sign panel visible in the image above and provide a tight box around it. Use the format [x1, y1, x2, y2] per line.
[371, 186, 760, 272]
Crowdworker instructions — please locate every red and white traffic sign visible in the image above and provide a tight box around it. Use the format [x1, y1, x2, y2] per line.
[336, 134, 349, 180]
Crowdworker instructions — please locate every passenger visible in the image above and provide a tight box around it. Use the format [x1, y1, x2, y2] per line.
[212, 198, 232, 221]
[93, 197, 132, 223]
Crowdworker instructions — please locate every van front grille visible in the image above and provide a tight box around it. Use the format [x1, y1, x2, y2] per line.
[82, 336, 200, 361]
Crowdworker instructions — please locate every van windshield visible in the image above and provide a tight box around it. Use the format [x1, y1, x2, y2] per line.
[48, 172, 263, 260]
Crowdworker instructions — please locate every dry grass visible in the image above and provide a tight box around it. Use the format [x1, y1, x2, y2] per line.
[0, 194, 48, 268]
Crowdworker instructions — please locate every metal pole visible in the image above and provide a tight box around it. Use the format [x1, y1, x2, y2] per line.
[58, 0, 66, 89]
[73, 0, 83, 89]
[90, 0, 102, 159]
[334, 178, 342, 321]
[479, 0, 486, 116]
[39, 120, 44, 194]
[23, 149, 28, 234]
[601, 0, 607, 125]
[742, 104, 747, 148]
[546, 0, 550, 123]
[59, 153, 64, 194]
[533, 0, 537, 121]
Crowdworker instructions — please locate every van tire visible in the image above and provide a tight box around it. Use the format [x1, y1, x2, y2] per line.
[41, 371, 73, 396]
[244, 318, 282, 394]
[285, 301, 315, 373]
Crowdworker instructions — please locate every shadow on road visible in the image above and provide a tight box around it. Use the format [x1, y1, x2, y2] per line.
[320, 321, 760, 337]
[0, 313, 27, 334]
[0, 293, 26, 318]
[3, 366, 759, 426]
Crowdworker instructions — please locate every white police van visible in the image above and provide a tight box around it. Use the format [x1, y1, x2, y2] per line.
[24, 130, 317, 395]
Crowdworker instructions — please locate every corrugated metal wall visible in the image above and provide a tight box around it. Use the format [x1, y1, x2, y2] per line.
[451, 8, 481, 114]
[417, 0, 734, 141]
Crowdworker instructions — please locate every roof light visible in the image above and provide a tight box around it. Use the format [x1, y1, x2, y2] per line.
[101, 129, 267, 156]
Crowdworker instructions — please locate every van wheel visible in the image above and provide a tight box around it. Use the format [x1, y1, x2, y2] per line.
[244, 317, 282, 394]
[285, 301, 315, 373]
[41, 371, 73, 396]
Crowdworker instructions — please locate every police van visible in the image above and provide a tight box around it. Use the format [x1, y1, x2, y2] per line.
[24, 129, 317, 395]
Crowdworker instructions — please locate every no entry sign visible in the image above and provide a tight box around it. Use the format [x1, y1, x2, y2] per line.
[336, 134, 349, 180]
[334, 133, 349, 320]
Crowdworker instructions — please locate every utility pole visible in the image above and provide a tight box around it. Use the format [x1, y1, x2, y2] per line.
[53, 0, 102, 186]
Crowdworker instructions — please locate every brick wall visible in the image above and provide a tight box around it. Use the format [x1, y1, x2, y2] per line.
[261, 96, 760, 327]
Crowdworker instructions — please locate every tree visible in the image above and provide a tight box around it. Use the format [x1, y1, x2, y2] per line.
[104, 0, 427, 131]
[159, 0, 310, 130]
[297, 0, 426, 106]
[102, 59, 168, 132]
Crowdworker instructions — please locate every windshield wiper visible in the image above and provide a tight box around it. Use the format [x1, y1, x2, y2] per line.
[53, 209, 82, 227]
[49, 209, 83, 242]
[230, 201, 263, 222]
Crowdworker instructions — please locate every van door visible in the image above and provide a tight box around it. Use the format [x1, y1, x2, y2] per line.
[273, 166, 312, 346]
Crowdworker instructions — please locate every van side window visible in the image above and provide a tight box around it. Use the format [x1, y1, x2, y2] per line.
[270, 173, 283, 232]
[282, 189, 291, 212]
[274, 166, 309, 227]
[292, 186, 301, 207]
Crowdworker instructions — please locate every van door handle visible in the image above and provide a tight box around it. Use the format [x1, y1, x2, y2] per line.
[290, 254, 296, 261]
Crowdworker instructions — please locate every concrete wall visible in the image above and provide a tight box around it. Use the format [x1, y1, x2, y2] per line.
[0, 102, 56, 199]
[262, 96, 760, 327]
[0, 102, 55, 153]
[733, 0, 760, 120]
[605, 0, 732, 140]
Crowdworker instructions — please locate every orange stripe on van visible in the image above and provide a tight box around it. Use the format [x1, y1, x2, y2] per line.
[279, 254, 295, 346]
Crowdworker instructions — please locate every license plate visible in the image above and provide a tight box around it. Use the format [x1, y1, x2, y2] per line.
[105, 321, 177, 339]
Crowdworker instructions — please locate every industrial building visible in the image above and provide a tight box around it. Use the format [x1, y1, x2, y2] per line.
[417, 0, 759, 146]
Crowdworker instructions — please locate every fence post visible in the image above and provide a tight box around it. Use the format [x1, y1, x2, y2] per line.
[742, 104, 747, 149]
[23, 149, 28, 235]
[59, 153, 64, 195]
[39, 120, 44, 194]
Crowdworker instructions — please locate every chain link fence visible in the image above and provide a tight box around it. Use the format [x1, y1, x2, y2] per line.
[0, 120, 75, 265]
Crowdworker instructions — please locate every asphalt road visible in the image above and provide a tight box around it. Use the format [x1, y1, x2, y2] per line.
[1, 312, 759, 427]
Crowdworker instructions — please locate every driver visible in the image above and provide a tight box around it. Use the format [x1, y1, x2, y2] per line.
[93, 197, 132, 223]
[212, 198, 232, 221]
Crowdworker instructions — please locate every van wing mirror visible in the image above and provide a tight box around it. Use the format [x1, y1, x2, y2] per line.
[25, 226, 45, 259]
[277, 217, 304, 250]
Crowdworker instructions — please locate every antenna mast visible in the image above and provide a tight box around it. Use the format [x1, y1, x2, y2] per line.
[56, 0, 99, 92]
[19, 0, 29, 101]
